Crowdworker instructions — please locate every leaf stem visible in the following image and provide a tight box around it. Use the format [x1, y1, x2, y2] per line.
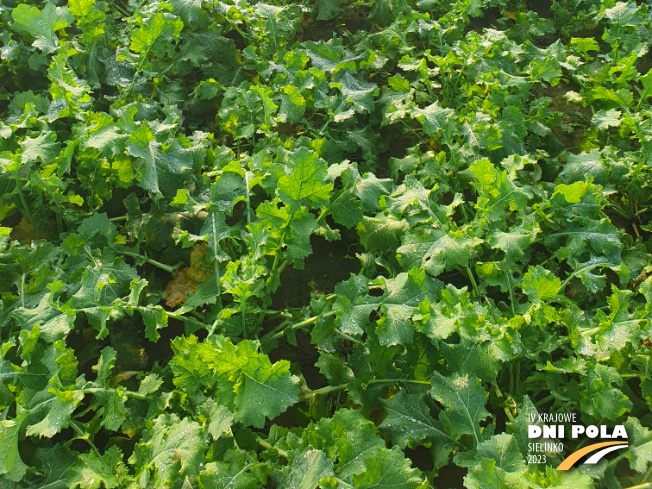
[210, 214, 223, 310]
[70, 420, 101, 457]
[368, 378, 430, 385]
[316, 188, 349, 225]
[113, 248, 179, 273]
[14, 168, 33, 224]
[606, 451, 628, 470]
[125, 49, 150, 101]
[261, 312, 335, 344]
[244, 170, 252, 226]
[535, 394, 555, 407]
[241, 297, 247, 339]
[642, 465, 652, 484]
[82, 387, 147, 400]
[20, 272, 26, 308]
[301, 378, 430, 401]
[465, 265, 480, 297]
[335, 329, 365, 346]
[493, 381, 516, 423]
[506, 270, 516, 317]
[560, 261, 610, 289]
[509, 365, 514, 396]
[256, 436, 288, 458]
[301, 383, 351, 400]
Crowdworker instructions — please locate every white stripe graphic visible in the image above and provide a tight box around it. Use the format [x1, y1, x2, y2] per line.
[583, 444, 628, 464]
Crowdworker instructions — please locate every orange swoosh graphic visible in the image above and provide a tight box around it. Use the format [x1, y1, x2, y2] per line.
[557, 441, 627, 470]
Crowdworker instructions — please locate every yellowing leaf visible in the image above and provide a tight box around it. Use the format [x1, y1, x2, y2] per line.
[165, 245, 213, 307]
[555, 182, 587, 203]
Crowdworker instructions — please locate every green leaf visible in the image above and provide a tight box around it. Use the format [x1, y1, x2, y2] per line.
[527, 42, 564, 86]
[204, 402, 233, 441]
[182, 33, 242, 86]
[455, 433, 526, 472]
[522, 466, 595, 488]
[77, 212, 117, 242]
[82, 117, 125, 154]
[570, 37, 599, 54]
[11, 295, 74, 341]
[389, 175, 432, 215]
[333, 274, 377, 336]
[351, 446, 426, 489]
[581, 364, 632, 419]
[129, 13, 184, 55]
[442, 341, 500, 383]
[198, 451, 267, 489]
[279, 85, 307, 123]
[398, 227, 483, 277]
[372, 272, 438, 346]
[26, 388, 84, 438]
[429, 372, 490, 444]
[306, 409, 384, 478]
[64, 254, 138, 337]
[282, 449, 334, 488]
[284, 208, 319, 266]
[0, 419, 28, 482]
[93, 346, 117, 386]
[356, 173, 393, 213]
[369, 0, 397, 26]
[522, 266, 562, 304]
[96, 389, 126, 431]
[127, 125, 198, 198]
[358, 213, 408, 253]
[380, 391, 454, 451]
[316, 352, 355, 386]
[129, 414, 205, 488]
[169, 336, 216, 396]
[463, 458, 512, 489]
[637, 68, 652, 102]
[139, 374, 164, 396]
[315, 0, 344, 20]
[21, 131, 61, 165]
[170, 336, 300, 428]
[588, 86, 633, 108]
[69, 446, 127, 489]
[470, 159, 533, 219]
[22, 343, 83, 439]
[170, 0, 204, 26]
[419, 285, 482, 340]
[625, 417, 652, 473]
[469, 159, 498, 194]
[69, 0, 99, 21]
[507, 395, 562, 465]
[603, 1, 640, 25]
[490, 224, 539, 263]
[140, 306, 168, 343]
[278, 147, 333, 210]
[226, 340, 300, 428]
[593, 109, 622, 130]
[331, 189, 364, 228]
[11, 3, 73, 54]
[528, 56, 562, 85]
[413, 102, 455, 137]
[29, 445, 77, 489]
[331, 72, 378, 118]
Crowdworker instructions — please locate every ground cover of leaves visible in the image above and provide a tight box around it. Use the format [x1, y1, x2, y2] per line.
[1, 0, 652, 487]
